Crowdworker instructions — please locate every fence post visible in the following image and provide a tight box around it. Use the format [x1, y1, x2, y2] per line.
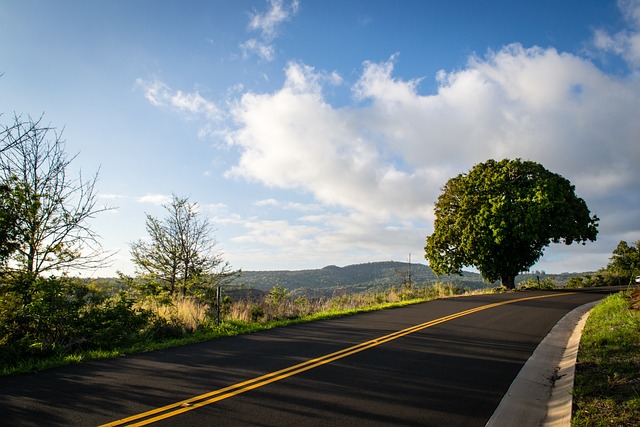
[216, 286, 222, 325]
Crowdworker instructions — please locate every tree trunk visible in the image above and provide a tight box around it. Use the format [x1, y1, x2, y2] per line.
[501, 274, 516, 289]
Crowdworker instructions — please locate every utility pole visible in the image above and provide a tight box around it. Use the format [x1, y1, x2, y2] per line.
[408, 253, 412, 287]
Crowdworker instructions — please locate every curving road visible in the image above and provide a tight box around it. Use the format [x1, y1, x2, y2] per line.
[0, 288, 618, 426]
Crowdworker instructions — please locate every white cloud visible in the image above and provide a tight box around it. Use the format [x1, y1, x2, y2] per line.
[255, 198, 279, 207]
[226, 212, 427, 270]
[232, 219, 319, 246]
[137, 0, 640, 272]
[225, 43, 640, 271]
[241, 0, 299, 61]
[620, 0, 640, 28]
[226, 61, 436, 223]
[592, 0, 640, 67]
[137, 193, 172, 206]
[248, 0, 299, 40]
[135, 78, 220, 121]
[202, 202, 228, 213]
[99, 193, 128, 200]
[240, 39, 275, 61]
[255, 198, 321, 212]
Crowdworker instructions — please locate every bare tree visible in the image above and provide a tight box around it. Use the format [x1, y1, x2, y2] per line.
[130, 195, 236, 297]
[0, 113, 36, 155]
[0, 114, 112, 277]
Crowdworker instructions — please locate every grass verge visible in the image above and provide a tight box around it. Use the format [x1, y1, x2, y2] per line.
[572, 289, 640, 426]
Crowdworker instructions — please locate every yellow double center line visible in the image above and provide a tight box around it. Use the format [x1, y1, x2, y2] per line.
[101, 292, 569, 426]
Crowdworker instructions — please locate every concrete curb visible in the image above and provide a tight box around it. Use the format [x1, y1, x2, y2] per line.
[485, 300, 599, 427]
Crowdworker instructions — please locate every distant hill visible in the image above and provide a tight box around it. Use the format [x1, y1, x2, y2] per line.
[230, 261, 589, 296]
[89, 262, 590, 298]
[230, 261, 487, 296]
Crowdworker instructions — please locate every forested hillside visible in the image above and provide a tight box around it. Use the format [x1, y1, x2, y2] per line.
[229, 261, 588, 296]
[231, 261, 480, 296]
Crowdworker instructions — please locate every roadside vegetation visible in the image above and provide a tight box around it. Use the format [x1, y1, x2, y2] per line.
[572, 289, 640, 427]
[566, 240, 640, 288]
[0, 279, 494, 376]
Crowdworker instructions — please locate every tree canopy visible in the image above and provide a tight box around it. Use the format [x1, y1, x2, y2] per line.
[0, 178, 22, 264]
[424, 158, 599, 289]
[129, 195, 236, 298]
[606, 240, 640, 284]
[0, 114, 110, 277]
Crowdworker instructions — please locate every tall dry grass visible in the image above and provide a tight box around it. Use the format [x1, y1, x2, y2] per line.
[144, 283, 493, 333]
[141, 296, 209, 332]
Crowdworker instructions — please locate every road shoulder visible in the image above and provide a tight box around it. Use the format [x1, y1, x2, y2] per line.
[485, 299, 599, 427]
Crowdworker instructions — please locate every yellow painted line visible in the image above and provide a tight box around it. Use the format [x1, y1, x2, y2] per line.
[100, 292, 571, 426]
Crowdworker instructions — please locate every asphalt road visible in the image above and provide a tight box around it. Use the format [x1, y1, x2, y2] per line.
[0, 288, 617, 426]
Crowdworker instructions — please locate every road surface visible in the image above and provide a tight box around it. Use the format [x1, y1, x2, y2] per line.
[0, 288, 617, 426]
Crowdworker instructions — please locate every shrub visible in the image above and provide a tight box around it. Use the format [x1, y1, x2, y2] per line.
[0, 275, 153, 365]
[249, 304, 265, 322]
[80, 292, 152, 348]
[517, 277, 557, 290]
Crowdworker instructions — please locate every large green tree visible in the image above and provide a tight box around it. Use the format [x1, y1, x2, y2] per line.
[425, 158, 599, 289]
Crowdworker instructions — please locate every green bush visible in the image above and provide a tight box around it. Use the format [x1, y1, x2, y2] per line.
[0, 275, 153, 366]
[565, 271, 625, 288]
[517, 277, 557, 290]
[249, 304, 265, 322]
[79, 292, 152, 348]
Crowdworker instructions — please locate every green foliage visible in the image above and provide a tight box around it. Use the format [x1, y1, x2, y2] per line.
[0, 114, 110, 277]
[425, 158, 598, 289]
[565, 241, 640, 289]
[0, 274, 153, 366]
[517, 276, 557, 290]
[1, 271, 499, 375]
[566, 275, 592, 289]
[249, 304, 265, 322]
[566, 271, 621, 288]
[0, 177, 25, 264]
[605, 240, 640, 285]
[573, 291, 640, 426]
[231, 261, 489, 294]
[129, 194, 238, 299]
[267, 285, 290, 305]
[80, 292, 152, 347]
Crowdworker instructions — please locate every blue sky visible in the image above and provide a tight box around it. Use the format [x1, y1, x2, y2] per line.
[1, 0, 639, 277]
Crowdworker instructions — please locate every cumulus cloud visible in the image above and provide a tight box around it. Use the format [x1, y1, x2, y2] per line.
[228, 47, 639, 211]
[226, 61, 436, 223]
[225, 43, 640, 269]
[139, 0, 640, 271]
[241, 0, 299, 61]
